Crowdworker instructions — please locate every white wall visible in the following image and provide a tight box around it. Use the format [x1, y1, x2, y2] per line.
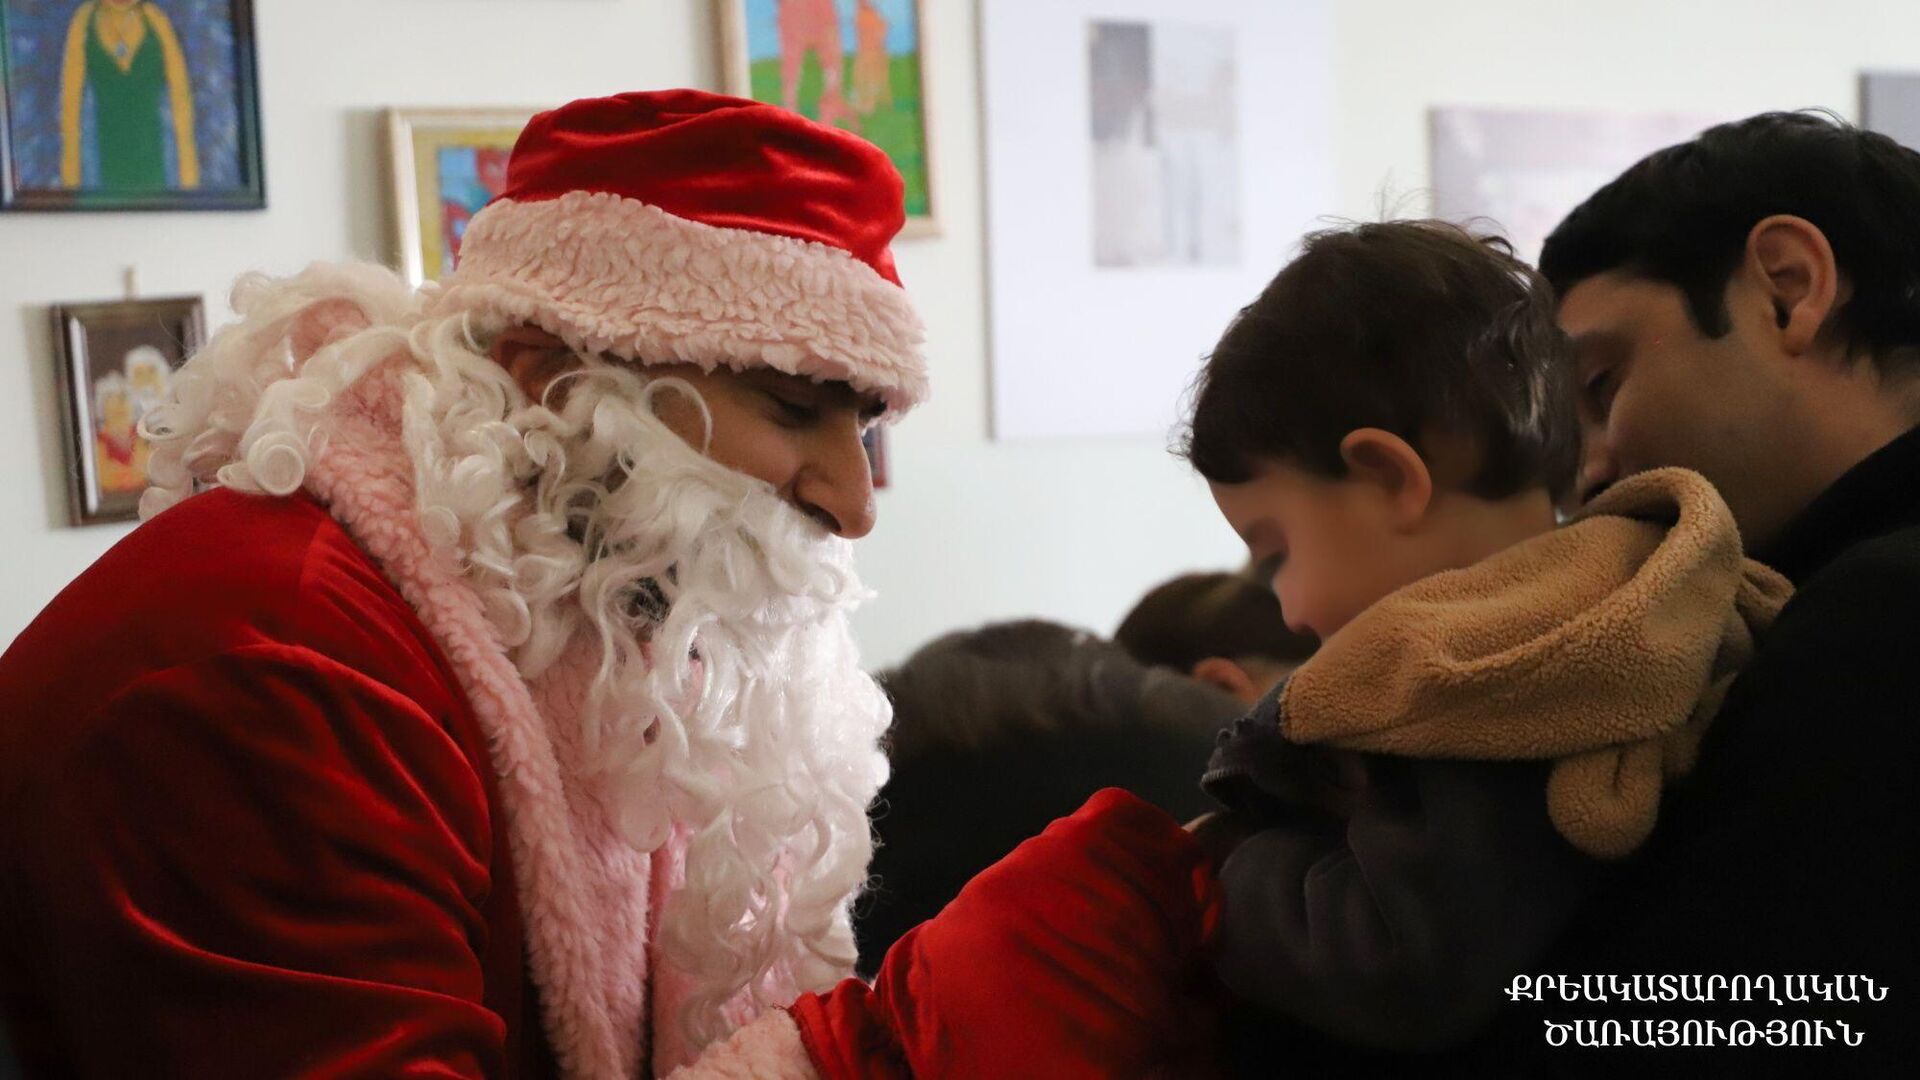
[6, 0, 1920, 667]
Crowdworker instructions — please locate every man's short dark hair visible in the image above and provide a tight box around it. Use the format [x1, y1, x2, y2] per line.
[1540, 110, 1920, 371]
[1178, 220, 1580, 501]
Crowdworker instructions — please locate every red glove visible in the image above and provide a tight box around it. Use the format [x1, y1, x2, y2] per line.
[789, 789, 1225, 1079]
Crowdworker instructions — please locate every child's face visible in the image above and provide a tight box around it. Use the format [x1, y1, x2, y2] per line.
[1209, 458, 1434, 642]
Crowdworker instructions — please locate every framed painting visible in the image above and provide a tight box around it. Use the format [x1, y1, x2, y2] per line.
[1862, 72, 1920, 153]
[386, 106, 535, 285]
[981, 0, 1331, 439]
[0, 0, 264, 210]
[50, 294, 203, 524]
[717, 0, 937, 236]
[1430, 107, 1724, 266]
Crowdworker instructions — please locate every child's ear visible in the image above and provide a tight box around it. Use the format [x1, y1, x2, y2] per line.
[1190, 656, 1258, 704]
[1338, 427, 1433, 530]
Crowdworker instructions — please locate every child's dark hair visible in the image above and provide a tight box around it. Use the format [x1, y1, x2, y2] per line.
[1541, 111, 1920, 374]
[1115, 571, 1317, 673]
[1178, 220, 1581, 502]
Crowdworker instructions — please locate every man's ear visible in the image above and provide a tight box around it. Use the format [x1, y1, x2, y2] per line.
[1339, 427, 1433, 529]
[1744, 215, 1842, 356]
[1190, 656, 1258, 704]
[489, 324, 578, 406]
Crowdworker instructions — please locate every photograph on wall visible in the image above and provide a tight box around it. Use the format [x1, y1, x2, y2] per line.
[1088, 19, 1238, 268]
[1862, 72, 1920, 153]
[51, 294, 202, 524]
[718, 0, 935, 233]
[1429, 107, 1723, 265]
[982, 0, 1331, 439]
[387, 107, 534, 286]
[0, 0, 263, 210]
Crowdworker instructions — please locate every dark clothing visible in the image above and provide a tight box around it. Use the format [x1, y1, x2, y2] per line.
[858, 723, 1223, 976]
[1203, 693, 1603, 1052]
[1216, 424, 1920, 1077]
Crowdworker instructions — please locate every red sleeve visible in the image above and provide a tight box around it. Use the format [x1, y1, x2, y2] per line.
[11, 644, 504, 1078]
[790, 788, 1226, 1080]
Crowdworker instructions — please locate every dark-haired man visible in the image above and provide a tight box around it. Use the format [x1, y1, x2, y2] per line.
[1527, 108, 1920, 1075]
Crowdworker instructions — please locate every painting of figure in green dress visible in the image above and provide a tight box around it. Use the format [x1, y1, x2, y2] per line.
[0, 0, 263, 209]
[720, 0, 936, 234]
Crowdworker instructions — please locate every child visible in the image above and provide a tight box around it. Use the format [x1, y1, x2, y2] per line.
[1182, 220, 1789, 1054]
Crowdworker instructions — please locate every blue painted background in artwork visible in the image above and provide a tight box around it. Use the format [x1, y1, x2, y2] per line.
[744, 0, 918, 63]
[2, 0, 247, 191]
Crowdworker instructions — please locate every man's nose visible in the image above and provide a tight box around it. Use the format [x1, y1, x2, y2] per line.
[794, 427, 877, 539]
[1571, 433, 1619, 510]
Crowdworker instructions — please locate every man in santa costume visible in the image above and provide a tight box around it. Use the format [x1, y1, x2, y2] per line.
[0, 89, 1226, 1080]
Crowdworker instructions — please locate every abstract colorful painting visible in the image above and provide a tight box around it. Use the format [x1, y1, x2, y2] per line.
[0, 0, 263, 210]
[386, 108, 533, 285]
[50, 294, 203, 524]
[720, 0, 935, 234]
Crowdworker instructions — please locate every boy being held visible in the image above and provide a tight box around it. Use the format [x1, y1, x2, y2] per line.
[1187, 220, 1788, 1053]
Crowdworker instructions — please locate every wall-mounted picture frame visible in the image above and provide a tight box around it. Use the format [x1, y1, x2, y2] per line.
[50, 294, 203, 525]
[1861, 72, 1920, 153]
[0, 0, 264, 211]
[717, 0, 937, 236]
[981, 0, 1331, 439]
[1429, 107, 1724, 266]
[386, 106, 537, 285]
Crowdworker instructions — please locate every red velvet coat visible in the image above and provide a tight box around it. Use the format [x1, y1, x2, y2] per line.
[0, 489, 557, 1077]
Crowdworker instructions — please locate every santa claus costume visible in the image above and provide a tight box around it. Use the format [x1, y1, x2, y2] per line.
[1, 89, 1230, 1080]
[0, 89, 928, 1078]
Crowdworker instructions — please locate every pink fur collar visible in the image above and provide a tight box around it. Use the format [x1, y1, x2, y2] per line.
[304, 362, 653, 1079]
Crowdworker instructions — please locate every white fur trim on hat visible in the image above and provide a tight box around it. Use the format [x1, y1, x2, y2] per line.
[435, 191, 929, 413]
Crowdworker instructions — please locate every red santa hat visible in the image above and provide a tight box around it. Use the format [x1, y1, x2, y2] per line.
[436, 89, 929, 413]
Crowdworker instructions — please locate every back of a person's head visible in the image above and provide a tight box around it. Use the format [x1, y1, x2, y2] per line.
[1179, 219, 1582, 503]
[1115, 571, 1318, 673]
[1541, 110, 1920, 374]
[875, 618, 1239, 763]
[857, 619, 1242, 973]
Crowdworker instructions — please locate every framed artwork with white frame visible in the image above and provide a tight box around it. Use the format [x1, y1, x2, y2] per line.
[386, 106, 538, 285]
[980, 0, 1332, 440]
[1428, 107, 1725, 266]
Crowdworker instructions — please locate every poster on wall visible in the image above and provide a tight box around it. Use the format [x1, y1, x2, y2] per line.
[1429, 107, 1724, 265]
[0, 0, 264, 210]
[982, 0, 1331, 440]
[387, 107, 536, 286]
[1862, 72, 1920, 152]
[50, 294, 202, 525]
[717, 0, 936, 235]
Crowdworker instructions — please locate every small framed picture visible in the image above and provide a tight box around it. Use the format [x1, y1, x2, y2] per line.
[0, 0, 265, 211]
[716, 0, 937, 236]
[50, 294, 203, 525]
[386, 106, 536, 286]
